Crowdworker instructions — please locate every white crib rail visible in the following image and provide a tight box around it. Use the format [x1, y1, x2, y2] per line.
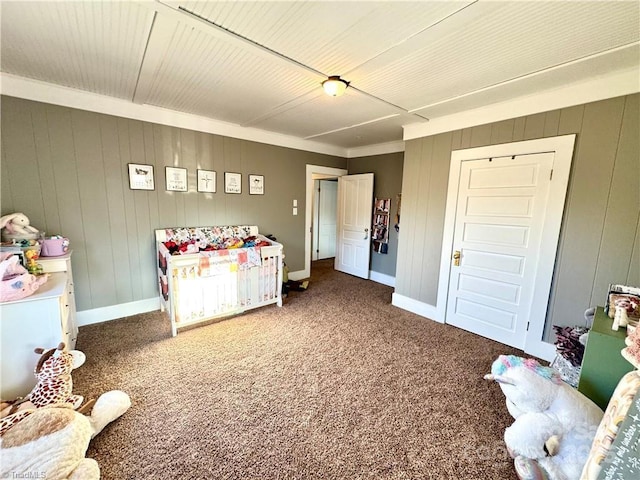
[157, 236, 283, 336]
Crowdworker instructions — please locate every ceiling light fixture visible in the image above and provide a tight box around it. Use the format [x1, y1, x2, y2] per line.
[322, 76, 349, 97]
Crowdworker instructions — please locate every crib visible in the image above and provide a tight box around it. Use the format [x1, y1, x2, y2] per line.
[155, 226, 283, 336]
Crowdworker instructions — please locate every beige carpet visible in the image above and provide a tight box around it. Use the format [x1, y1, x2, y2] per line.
[74, 259, 521, 479]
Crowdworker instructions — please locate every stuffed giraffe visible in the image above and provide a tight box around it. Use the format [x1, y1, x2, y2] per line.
[0, 343, 85, 436]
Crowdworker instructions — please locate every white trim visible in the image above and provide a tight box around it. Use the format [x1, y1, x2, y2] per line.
[287, 269, 307, 282]
[436, 135, 576, 354]
[391, 293, 442, 323]
[0, 73, 346, 158]
[525, 340, 557, 363]
[76, 297, 160, 327]
[347, 140, 405, 158]
[403, 67, 639, 140]
[305, 165, 348, 279]
[369, 270, 395, 287]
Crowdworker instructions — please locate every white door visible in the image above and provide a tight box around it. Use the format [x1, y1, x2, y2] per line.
[317, 179, 337, 260]
[446, 153, 554, 349]
[335, 173, 374, 278]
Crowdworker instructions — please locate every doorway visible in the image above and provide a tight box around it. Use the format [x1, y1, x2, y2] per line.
[313, 179, 338, 261]
[302, 165, 348, 280]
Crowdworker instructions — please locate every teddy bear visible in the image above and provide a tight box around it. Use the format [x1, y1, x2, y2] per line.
[0, 212, 40, 238]
[485, 355, 604, 480]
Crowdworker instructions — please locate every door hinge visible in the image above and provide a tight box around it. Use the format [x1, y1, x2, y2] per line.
[526, 321, 530, 331]
[550, 169, 553, 180]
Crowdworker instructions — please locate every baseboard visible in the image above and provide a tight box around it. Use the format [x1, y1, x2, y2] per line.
[76, 297, 161, 327]
[391, 293, 443, 323]
[369, 270, 395, 287]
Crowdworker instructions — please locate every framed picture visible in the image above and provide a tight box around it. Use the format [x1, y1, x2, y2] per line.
[249, 174, 264, 195]
[225, 172, 242, 194]
[197, 169, 216, 193]
[165, 167, 188, 192]
[128, 163, 154, 190]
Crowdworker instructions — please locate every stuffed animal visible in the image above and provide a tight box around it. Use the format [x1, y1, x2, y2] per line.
[0, 391, 131, 479]
[0, 251, 48, 302]
[0, 213, 39, 237]
[0, 343, 131, 479]
[0, 343, 85, 435]
[485, 355, 604, 480]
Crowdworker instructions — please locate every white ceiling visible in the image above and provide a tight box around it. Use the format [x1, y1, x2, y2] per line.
[1, 1, 639, 156]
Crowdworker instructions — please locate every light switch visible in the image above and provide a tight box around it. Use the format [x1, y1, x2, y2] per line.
[293, 199, 298, 207]
[293, 207, 298, 216]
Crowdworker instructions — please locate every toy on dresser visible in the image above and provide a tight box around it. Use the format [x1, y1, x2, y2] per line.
[0, 213, 40, 242]
[0, 251, 47, 302]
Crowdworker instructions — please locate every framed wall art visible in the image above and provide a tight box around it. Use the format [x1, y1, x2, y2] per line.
[197, 169, 216, 193]
[249, 174, 264, 195]
[128, 163, 155, 190]
[165, 167, 188, 192]
[225, 172, 242, 194]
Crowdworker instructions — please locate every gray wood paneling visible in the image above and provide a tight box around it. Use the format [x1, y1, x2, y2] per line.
[395, 139, 422, 294]
[512, 116, 526, 141]
[469, 124, 492, 147]
[412, 137, 432, 300]
[396, 93, 639, 342]
[31, 106, 61, 236]
[179, 128, 199, 227]
[422, 132, 453, 305]
[127, 119, 155, 301]
[591, 95, 639, 302]
[71, 109, 117, 308]
[117, 117, 143, 301]
[154, 124, 178, 228]
[549, 97, 625, 326]
[523, 112, 546, 140]
[100, 114, 134, 304]
[1, 145, 14, 214]
[629, 220, 640, 286]
[543, 110, 561, 137]
[1, 96, 346, 311]
[2, 98, 44, 227]
[490, 119, 515, 145]
[45, 104, 91, 310]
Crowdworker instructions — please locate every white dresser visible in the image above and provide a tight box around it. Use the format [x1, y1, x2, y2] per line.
[0, 252, 77, 400]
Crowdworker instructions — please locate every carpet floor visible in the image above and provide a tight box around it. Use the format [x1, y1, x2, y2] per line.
[74, 259, 521, 479]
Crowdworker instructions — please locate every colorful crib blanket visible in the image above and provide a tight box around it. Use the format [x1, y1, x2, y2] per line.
[197, 247, 263, 276]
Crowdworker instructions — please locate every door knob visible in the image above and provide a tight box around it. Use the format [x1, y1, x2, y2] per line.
[364, 228, 369, 240]
[452, 250, 461, 266]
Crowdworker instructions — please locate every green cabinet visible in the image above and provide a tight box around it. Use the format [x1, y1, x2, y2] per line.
[577, 307, 635, 410]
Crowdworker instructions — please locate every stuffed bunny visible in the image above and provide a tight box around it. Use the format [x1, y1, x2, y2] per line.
[0, 213, 39, 237]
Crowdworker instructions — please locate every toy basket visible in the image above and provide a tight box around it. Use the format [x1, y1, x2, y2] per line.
[41, 237, 69, 257]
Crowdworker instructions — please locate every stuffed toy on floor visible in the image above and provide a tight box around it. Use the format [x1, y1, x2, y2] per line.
[0, 343, 131, 479]
[485, 355, 603, 480]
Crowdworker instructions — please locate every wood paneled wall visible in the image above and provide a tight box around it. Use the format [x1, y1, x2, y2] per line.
[396, 94, 639, 339]
[1, 96, 345, 311]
